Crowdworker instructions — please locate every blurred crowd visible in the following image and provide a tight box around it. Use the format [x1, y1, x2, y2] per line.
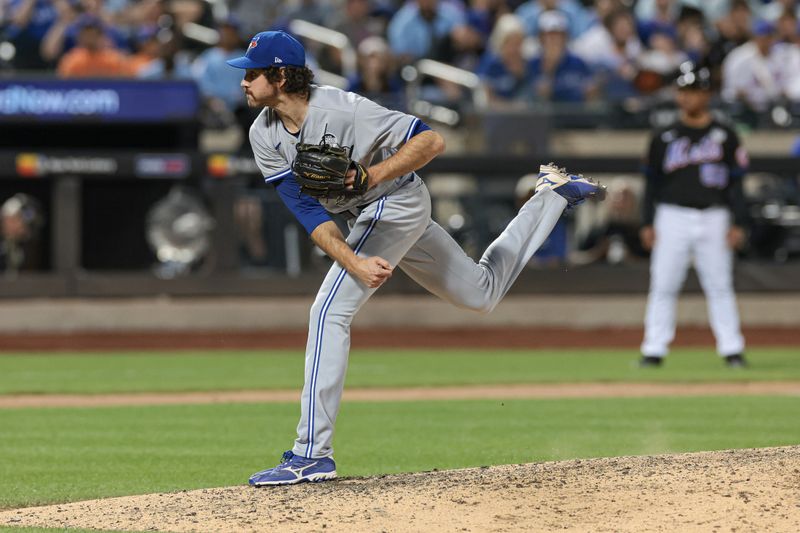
[2, 0, 800, 123]
[3, 1, 799, 275]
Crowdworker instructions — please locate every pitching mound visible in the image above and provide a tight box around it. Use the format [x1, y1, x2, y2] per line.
[2, 446, 798, 532]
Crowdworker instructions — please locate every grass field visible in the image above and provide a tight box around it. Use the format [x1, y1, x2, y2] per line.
[1, 348, 799, 394]
[1, 347, 798, 519]
[2, 397, 799, 510]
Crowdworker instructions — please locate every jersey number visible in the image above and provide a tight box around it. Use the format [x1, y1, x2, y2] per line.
[699, 163, 729, 189]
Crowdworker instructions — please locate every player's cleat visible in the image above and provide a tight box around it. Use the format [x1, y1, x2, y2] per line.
[248, 450, 337, 486]
[535, 163, 606, 206]
[724, 353, 747, 368]
[639, 355, 664, 368]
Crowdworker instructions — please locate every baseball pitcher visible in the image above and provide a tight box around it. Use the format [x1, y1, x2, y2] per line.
[228, 30, 605, 486]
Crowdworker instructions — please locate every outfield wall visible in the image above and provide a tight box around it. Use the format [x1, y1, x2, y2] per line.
[0, 294, 799, 333]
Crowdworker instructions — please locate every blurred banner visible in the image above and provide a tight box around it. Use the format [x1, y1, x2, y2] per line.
[0, 80, 199, 122]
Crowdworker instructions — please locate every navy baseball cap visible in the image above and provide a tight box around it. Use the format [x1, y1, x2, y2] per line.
[752, 19, 776, 37]
[226, 30, 306, 69]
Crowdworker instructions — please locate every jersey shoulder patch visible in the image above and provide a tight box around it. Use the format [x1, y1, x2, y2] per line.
[735, 145, 749, 169]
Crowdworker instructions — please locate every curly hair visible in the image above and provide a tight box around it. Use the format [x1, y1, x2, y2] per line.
[265, 66, 314, 99]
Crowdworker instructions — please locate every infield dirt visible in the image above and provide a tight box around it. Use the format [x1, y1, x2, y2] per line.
[2, 446, 798, 532]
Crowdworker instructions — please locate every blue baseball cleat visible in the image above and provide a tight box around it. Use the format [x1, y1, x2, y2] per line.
[535, 163, 606, 206]
[248, 451, 337, 486]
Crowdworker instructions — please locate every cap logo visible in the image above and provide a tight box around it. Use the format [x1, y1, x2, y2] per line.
[248, 38, 258, 50]
[274, 56, 283, 63]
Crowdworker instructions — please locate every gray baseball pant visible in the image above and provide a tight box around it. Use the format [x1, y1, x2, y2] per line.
[292, 177, 567, 458]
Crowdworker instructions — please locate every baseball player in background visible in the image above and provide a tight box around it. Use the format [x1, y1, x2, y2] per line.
[228, 30, 605, 486]
[639, 62, 748, 369]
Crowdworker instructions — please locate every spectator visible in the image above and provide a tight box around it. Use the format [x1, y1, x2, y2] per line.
[136, 29, 192, 79]
[320, 0, 386, 75]
[466, 0, 510, 41]
[637, 0, 679, 45]
[582, 0, 627, 32]
[41, 0, 129, 64]
[570, 179, 647, 265]
[476, 13, 530, 103]
[168, 0, 211, 34]
[683, 0, 758, 25]
[722, 19, 800, 112]
[273, 0, 335, 29]
[514, 0, 591, 39]
[529, 10, 597, 103]
[757, 0, 800, 22]
[0, 193, 45, 275]
[56, 14, 129, 77]
[271, 0, 339, 73]
[346, 36, 404, 107]
[320, 0, 387, 76]
[2, 0, 58, 69]
[636, 25, 688, 93]
[227, 0, 282, 40]
[127, 24, 160, 75]
[191, 17, 247, 113]
[634, 0, 679, 21]
[100, 0, 133, 24]
[573, 7, 642, 101]
[116, 0, 171, 30]
[676, 9, 709, 63]
[387, 0, 469, 63]
[331, 0, 386, 48]
[776, 7, 800, 44]
[706, 0, 753, 72]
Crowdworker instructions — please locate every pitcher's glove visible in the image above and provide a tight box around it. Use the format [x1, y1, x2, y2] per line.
[292, 141, 369, 198]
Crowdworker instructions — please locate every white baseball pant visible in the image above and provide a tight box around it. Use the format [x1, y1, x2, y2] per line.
[641, 203, 745, 358]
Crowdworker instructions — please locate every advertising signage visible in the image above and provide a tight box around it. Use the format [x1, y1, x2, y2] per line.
[0, 79, 199, 122]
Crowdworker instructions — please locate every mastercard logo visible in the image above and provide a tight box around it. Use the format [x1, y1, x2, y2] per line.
[16, 153, 41, 177]
[207, 154, 230, 177]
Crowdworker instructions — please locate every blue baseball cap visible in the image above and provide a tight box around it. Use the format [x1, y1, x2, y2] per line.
[753, 19, 776, 37]
[226, 30, 306, 69]
[75, 14, 104, 30]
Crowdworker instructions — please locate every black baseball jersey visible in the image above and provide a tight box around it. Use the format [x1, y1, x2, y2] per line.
[642, 119, 749, 226]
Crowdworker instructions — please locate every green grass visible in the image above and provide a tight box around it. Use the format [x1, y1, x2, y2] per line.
[1, 396, 798, 509]
[0, 348, 798, 395]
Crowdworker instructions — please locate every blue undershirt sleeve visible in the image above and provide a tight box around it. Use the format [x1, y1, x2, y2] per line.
[273, 174, 332, 235]
[409, 120, 431, 137]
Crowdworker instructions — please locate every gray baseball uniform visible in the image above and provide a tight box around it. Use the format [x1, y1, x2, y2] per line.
[250, 85, 568, 459]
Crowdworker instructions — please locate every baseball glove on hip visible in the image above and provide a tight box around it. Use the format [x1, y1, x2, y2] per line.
[292, 138, 369, 199]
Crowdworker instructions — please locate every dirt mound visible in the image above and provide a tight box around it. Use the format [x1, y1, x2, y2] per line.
[2, 446, 798, 532]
